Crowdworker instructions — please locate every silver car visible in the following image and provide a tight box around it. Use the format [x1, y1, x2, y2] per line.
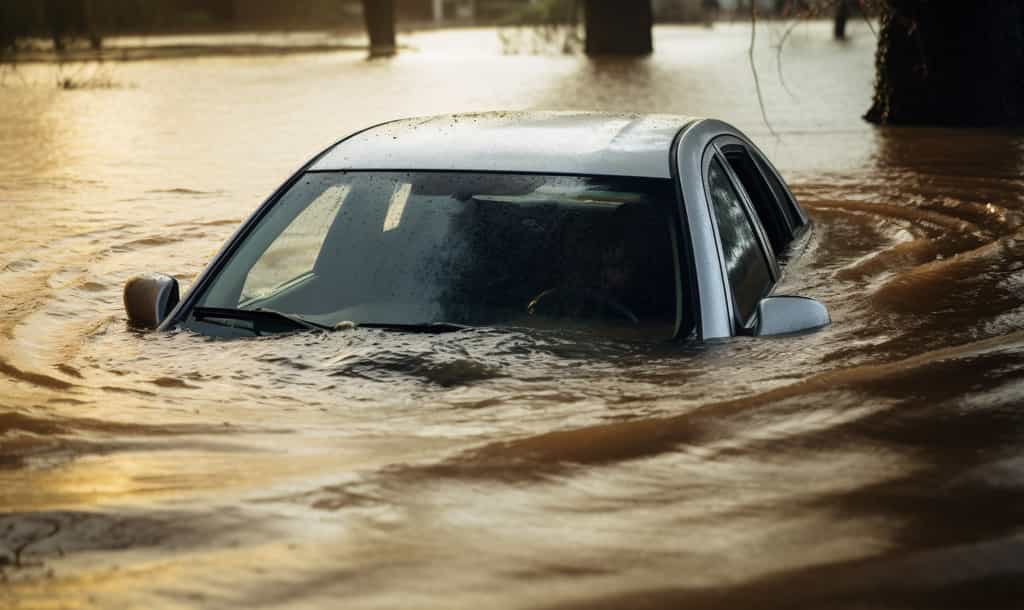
[125, 112, 829, 341]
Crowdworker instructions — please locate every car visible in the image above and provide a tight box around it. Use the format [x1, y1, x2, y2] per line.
[124, 111, 830, 341]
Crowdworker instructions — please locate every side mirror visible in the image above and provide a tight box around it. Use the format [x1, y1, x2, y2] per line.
[124, 273, 180, 330]
[754, 296, 830, 337]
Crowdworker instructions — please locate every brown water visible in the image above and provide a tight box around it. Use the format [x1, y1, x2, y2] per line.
[2, 22, 1024, 609]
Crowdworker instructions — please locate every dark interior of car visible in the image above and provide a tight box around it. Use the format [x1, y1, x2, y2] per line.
[239, 173, 682, 338]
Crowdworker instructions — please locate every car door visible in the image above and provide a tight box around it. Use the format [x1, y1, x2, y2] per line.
[701, 143, 780, 335]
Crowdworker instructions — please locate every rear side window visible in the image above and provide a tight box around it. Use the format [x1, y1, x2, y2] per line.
[753, 154, 803, 230]
[707, 158, 773, 325]
[724, 148, 792, 256]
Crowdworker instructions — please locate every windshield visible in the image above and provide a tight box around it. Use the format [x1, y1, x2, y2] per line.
[191, 171, 686, 340]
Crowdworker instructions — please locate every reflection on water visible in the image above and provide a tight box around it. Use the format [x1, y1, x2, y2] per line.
[3, 21, 1024, 609]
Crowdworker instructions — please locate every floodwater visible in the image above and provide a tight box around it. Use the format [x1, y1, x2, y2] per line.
[3, 21, 1024, 609]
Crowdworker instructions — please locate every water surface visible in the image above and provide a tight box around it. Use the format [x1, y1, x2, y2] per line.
[2, 22, 1024, 609]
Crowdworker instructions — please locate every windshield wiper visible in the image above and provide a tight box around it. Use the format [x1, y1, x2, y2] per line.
[192, 306, 333, 333]
[192, 308, 467, 335]
[355, 322, 469, 334]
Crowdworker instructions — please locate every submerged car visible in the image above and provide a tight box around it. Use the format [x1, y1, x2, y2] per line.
[125, 112, 829, 341]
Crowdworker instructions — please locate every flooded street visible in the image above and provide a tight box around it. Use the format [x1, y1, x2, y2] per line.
[3, 21, 1024, 609]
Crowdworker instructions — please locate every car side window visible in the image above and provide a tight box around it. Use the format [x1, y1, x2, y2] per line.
[707, 157, 773, 326]
[753, 153, 803, 230]
[723, 147, 792, 256]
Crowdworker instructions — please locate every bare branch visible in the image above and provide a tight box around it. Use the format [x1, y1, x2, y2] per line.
[774, 18, 803, 100]
[858, 0, 879, 38]
[749, 2, 777, 137]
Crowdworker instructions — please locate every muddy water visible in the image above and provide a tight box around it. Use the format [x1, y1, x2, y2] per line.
[2, 21, 1024, 609]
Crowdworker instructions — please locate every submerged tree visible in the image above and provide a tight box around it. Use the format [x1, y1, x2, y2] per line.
[44, 0, 102, 51]
[0, 3, 29, 53]
[584, 0, 653, 55]
[833, 0, 849, 39]
[496, 0, 653, 56]
[497, 0, 582, 55]
[866, 0, 1024, 126]
[362, 0, 396, 57]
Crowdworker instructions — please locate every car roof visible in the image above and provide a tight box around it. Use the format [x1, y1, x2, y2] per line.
[310, 111, 699, 179]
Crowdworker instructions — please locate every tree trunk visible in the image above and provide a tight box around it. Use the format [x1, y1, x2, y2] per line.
[45, 0, 69, 52]
[833, 0, 848, 40]
[865, 1, 1024, 126]
[0, 2, 18, 52]
[362, 0, 396, 57]
[84, 0, 102, 50]
[44, 0, 103, 52]
[584, 0, 653, 55]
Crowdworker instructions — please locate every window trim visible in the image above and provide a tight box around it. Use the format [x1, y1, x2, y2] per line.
[754, 153, 808, 229]
[668, 126, 700, 341]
